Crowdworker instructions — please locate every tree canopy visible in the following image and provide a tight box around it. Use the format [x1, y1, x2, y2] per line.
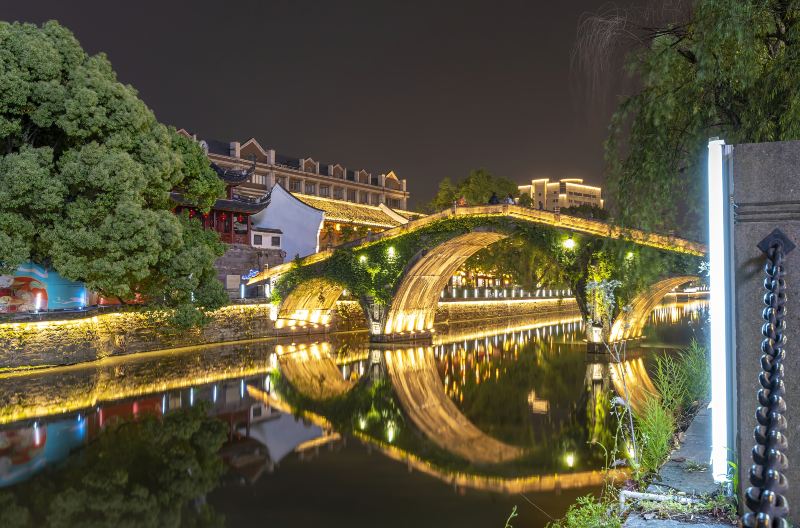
[596, 0, 800, 236]
[426, 169, 519, 212]
[0, 21, 226, 315]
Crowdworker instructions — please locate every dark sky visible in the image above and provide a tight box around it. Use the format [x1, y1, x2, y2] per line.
[2, 0, 646, 208]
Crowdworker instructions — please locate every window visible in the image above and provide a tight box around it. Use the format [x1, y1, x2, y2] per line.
[289, 179, 302, 192]
[319, 185, 330, 197]
[359, 191, 368, 204]
[305, 182, 316, 194]
[347, 189, 357, 202]
[271, 236, 281, 247]
[276, 176, 287, 187]
[254, 234, 263, 245]
[333, 187, 344, 200]
[233, 215, 248, 234]
[371, 193, 380, 205]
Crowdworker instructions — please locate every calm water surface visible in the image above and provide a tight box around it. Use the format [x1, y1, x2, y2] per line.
[0, 299, 707, 527]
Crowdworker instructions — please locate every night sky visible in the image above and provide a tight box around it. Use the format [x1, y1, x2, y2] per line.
[2, 1, 648, 208]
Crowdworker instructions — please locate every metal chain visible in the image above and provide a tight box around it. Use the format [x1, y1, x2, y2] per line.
[744, 240, 790, 528]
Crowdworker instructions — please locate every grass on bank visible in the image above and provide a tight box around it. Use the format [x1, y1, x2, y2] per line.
[543, 339, 715, 528]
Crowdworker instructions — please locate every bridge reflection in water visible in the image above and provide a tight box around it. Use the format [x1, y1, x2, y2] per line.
[0, 298, 706, 499]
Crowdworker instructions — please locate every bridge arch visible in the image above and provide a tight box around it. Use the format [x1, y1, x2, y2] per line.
[383, 231, 507, 334]
[276, 277, 348, 328]
[608, 275, 699, 342]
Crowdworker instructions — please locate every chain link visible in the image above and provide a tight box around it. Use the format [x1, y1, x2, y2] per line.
[744, 241, 790, 528]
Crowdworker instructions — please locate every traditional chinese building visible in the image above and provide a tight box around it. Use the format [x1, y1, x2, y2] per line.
[174, 130, 423, 293]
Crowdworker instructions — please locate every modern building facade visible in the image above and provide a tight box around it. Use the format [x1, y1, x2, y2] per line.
[518, 178, 603, 212]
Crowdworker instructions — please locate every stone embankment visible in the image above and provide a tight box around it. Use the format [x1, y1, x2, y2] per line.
[0, 297, 580, 371]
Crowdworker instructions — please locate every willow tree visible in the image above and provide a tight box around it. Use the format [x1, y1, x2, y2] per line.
[0, 21, 226, 318]
[583, 0, 800, 236]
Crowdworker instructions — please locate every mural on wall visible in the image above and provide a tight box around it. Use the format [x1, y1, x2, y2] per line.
[0, 263, 87, 314]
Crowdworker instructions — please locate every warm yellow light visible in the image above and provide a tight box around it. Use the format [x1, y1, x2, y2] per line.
[359, 255, 367, 263]
[565, 452, 575, 468]
[563, 237, 576, 250]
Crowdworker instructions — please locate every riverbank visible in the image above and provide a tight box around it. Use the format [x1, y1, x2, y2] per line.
[0, 297, 579, 371]
[622, 407, 734, 527]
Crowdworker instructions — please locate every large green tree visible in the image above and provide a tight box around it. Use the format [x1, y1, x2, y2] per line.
[426, 169, 519, 211]
[599, 0, 800, 236]
[0, 21, 226, 313]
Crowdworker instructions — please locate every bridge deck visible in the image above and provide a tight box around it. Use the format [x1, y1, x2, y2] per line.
[248, 204, 706, 285]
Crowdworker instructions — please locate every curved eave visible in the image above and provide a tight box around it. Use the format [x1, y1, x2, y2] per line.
[170, 192, 270, 214]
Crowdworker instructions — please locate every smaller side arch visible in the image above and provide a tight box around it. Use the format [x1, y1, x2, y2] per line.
[277, 277, 346, 326]
[609, 275, 699, 342]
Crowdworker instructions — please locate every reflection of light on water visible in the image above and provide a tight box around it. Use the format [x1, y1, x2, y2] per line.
[434, 320, 585, 401]
[649, 299, 708, 326]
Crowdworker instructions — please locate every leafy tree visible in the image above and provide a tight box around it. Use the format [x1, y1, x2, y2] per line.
[0, 21, 225, 315]
[586, 0, 800, 235]
[559, 204, 608, 221]
[426, 169, 519, 211]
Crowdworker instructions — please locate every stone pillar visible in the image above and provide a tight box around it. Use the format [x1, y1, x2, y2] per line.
[733, 140, 800, 513]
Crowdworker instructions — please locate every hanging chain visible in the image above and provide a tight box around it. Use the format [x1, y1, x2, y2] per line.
[744, 240, 790, 528]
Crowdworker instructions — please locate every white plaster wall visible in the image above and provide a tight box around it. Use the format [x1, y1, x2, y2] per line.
[250, 185, 324, 262]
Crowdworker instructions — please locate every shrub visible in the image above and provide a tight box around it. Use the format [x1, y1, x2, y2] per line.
[636, 396, 676, 475]
[681, 339, 710, 405]
[546, 495, 622, 528]
[653, 353, 688, 415]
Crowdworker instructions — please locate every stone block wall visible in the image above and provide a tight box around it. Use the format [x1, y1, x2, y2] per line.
[0, 304, 277, 370]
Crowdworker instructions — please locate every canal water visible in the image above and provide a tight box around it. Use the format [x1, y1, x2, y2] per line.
[0, 299, 707, 527]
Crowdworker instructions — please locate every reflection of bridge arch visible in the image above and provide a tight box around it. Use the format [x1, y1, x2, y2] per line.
[609, 276, 698, 342]
[384, 231, 507, 334]
[384, 346, 524, 465]
[276, 343, 354, 400]
[609, 358, 658, 414]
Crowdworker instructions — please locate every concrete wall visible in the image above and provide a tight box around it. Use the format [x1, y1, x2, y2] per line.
[733, 140, 800, 515]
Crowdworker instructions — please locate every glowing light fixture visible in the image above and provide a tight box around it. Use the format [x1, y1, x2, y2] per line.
[387, 246, 396, 258]
[707, 138, 734, 483]
[564, 452, 575, 468]
[359, 255, 367, 264]
[563, 236, 576, 250]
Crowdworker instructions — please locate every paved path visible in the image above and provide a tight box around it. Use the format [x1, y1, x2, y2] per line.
[622, 407, 734, 527]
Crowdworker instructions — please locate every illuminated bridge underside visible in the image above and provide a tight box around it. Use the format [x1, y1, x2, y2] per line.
[384, 347, 525, 465]
[249, 204, 706, 285]
[609, 276, 699, 342]
[277, 278, 345, 327]
[384, 231, 507, 334]
[276, 344, 354, 400]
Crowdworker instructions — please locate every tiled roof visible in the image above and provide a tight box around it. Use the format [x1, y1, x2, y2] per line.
[293, 194, 417, 229]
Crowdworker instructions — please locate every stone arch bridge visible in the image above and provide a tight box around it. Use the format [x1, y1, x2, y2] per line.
[248, 205, 705, 341]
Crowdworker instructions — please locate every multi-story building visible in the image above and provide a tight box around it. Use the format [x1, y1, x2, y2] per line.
[182, 131, 409, 209]
[518, 178, 603, 212]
